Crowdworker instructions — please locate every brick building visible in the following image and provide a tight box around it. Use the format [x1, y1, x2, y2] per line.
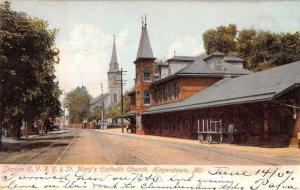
[123, 19, 300, 146]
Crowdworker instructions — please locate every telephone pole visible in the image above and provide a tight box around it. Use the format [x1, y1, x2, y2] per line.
[116, 68, 127, 133]
[100, 82, 104, 129]
[120, 68, 124, 133]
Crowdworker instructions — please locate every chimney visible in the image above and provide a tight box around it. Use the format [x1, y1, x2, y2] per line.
[224, 52, 244, 68]
[203, 51, 225, 72]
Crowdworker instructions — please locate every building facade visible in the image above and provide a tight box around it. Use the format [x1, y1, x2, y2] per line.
[107, 36, 121, 107]
[123, 18, 300, 147]
[133, 20, 156, 134]
[89, 36, 121, 123]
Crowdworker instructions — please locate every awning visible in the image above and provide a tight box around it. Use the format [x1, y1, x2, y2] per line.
[119, 110, 135, 118]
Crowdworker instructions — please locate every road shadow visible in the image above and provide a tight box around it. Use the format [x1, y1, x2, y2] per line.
[3, 141, 52, 153]
[22, 135, 75, 141]
[3, 141, 70, 153]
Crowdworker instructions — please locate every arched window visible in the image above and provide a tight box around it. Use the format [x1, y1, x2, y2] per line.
[144, 67, 151, 81]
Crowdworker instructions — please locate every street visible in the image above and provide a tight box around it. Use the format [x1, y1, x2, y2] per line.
[1, 128, 299, 165]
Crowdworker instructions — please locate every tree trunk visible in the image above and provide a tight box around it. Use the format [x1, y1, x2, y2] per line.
[13, 119, 22, 140]
[0, 123, 3, 151]
[24, 120, 29, 138]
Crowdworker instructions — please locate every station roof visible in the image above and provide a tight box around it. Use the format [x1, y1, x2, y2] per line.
[166, 56, 196, 62]
[144, 61, 300, 115]
[151, 53, 251, 86]
[203, 51, 225, 61]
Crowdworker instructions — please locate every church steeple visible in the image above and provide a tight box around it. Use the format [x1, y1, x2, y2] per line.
[108, 35, 119, 72]
[135, 15, 154, 63]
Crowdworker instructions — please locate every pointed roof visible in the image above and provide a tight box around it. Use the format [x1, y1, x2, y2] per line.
[135, 18, 154, 62]
[108, 35, 119, 72]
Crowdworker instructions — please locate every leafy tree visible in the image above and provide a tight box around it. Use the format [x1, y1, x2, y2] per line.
[202, 24, 300, 71]
[236, 29, 256, 68]
[105, 91, 131, 120]
[0, 1, 61, 147]
[87, 106, 103, 121]
[203, 24, 237, 54]
[64, 87, 91, 123]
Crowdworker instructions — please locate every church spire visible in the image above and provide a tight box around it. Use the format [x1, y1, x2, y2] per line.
[109, 35, 119, 72]
[135, 15, 154, 62]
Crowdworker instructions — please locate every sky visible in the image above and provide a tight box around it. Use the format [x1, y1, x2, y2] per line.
[10, 0, 300, 99]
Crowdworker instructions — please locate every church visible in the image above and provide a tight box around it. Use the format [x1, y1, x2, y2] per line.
[122, 17, 300, 147]
[89, 36, 121, 124]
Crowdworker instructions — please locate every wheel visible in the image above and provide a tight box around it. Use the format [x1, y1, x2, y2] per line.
[219, 134, 223, 144]
[228, 134, 234, 144]
[207, 135, 213, 144]
[198, 134, 204, 143]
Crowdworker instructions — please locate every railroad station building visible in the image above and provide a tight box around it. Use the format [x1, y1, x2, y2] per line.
[123, 19, 300, 147]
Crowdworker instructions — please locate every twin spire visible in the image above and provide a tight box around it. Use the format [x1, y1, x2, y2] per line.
[136, 14, 154, 61]
[109, 14, 154, 69]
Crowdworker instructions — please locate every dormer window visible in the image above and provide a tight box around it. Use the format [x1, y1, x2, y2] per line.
[214, 59, 224, 72]
[144, 67, 151, 81]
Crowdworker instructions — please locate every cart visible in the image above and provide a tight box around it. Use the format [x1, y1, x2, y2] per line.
[197, 119, 235, 144]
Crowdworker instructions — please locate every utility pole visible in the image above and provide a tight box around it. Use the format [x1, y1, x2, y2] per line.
[63, 106, 66, 129]
[100, 83, 104, 129]
[120, 68, 124, 133]
[115, 68, 127, 133]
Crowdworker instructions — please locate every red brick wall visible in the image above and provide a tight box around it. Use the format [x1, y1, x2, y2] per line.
[179, 77, 220, 100]
[135, 59, 154, 114]
[151, 77, 221, 105]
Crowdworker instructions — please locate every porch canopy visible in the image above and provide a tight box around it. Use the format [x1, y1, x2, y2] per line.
[143, 61, 300, 115]
[119, 110, 136, 122]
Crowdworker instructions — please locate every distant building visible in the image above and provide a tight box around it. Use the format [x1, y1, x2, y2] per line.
[89, 93, 109, 111]
[89, 36, 121, 118]
[107, 36, 121, 107]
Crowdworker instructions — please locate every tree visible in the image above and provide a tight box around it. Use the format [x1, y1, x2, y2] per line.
[203, 24, 237, 54]
[202, 24, 300, 71]
[236, 29, 256, 68]
[87, 106, 103, 121]
[105, 91, 131, 120]
[64, 87, 91, 123]
[0, 1, 61, 148]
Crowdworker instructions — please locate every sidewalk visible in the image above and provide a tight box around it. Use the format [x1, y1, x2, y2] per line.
[2, 129, 71, 142]
[1, 129, 71, 151]
[96, 128, 300, 157]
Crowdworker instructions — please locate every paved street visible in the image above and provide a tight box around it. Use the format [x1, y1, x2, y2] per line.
[1, 128, 299, 165]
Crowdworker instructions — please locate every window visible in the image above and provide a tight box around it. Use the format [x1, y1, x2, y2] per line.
[154, 89, 158, 102]
[175, 82, 179, 98]
[167, 85, 171, 100]
[157, 88, 160, 103]
[214, 60, 224, 72]
[114, 62, 117, 69]
[114, 94, 117, 104]
[163, 86, 168, 101]
[144, 91, 151, 105]
[144, 67, 151, 81]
